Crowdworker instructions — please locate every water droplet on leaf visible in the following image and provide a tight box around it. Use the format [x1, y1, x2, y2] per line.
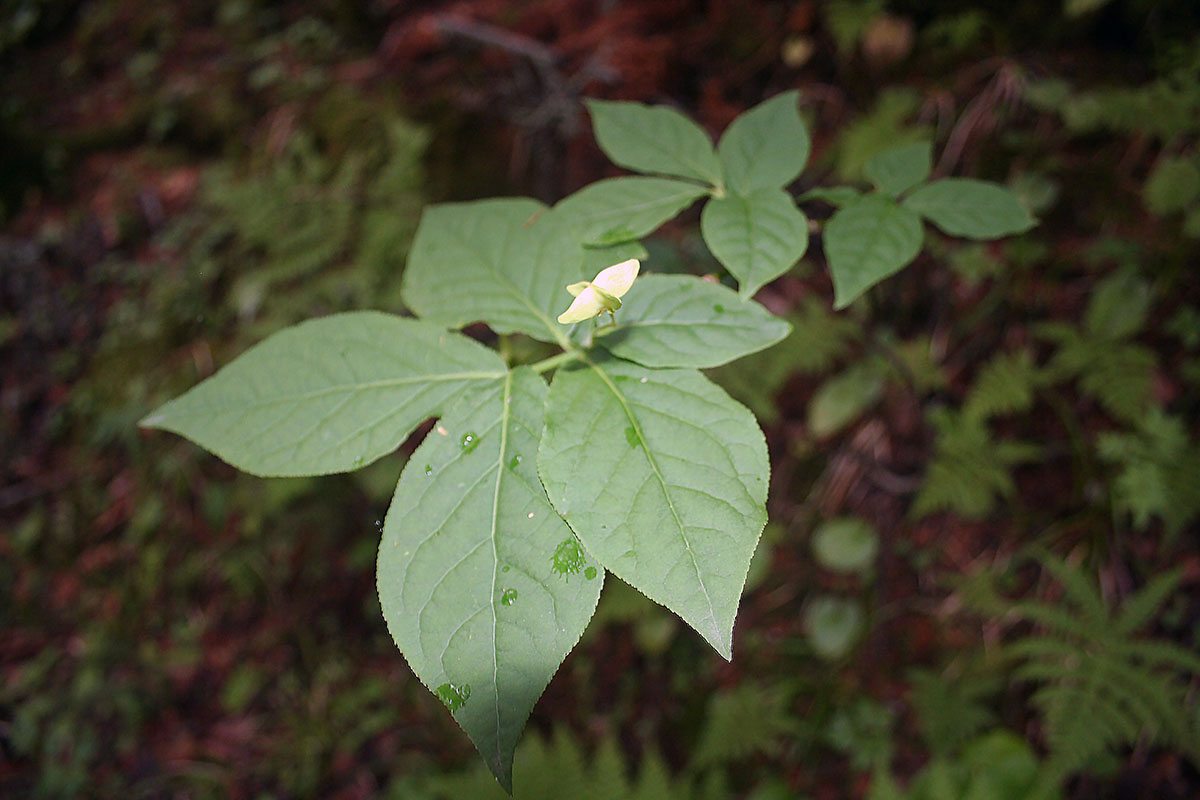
[508, 454, 522, 469]
[460, 432, 479, 453]
[501, 588, 518, 606]
[551, 537, 586, 580]
[713, 304, 725, 313]
[624, 426, 641, 448]
[585, 566, 597, 580]
[424, 464, 433, 476]
[435, 682, 471, 712]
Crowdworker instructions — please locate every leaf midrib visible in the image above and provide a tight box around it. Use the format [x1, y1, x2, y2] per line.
[486, 371, 512, 771]
[455, 221, 574, 349]
[606, 108, 718, 186]
[149, 370, 507, 418]
[583, 357, 722, 647]
[577, 184, 704, 225]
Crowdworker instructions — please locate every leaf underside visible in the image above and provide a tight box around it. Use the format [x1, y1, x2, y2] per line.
[903, 178, 1036, 239]
[403, 198, 587, 344]
[716, 90, 810, 194]
[139, 312, 507, 477]
[824, 194, 924, 309]
[585, 99, 723, 186]
[701, 188, 809, 299]
[597, 274, 792, 368]
[377, 367, 603, 791]
[554, 176, 708, 246]
[538, 358, 769, 659]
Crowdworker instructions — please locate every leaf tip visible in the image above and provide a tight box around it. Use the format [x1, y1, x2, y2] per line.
[138, 410, 166, 429]
[491, 762, 515, 795]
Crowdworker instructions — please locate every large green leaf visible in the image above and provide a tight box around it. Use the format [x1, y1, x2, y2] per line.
[538, 358, 769, 659]
[716, 90, 810, 194]
[585, 99, 723, 186]
[403, 198, 586, 345]
[700, 188, 809, 299]
[140, 313, 507, 477]
[824, 194, 924, 309]
[377, 367, 603, 791]
[594, 274, 791, 368]
[903, 178, 1035, 239]
[864, 141, 933, 197]
[555, 177, 707, 246]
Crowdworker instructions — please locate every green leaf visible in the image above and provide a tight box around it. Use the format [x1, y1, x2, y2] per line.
[538, 358, 769, 659]
[804, 595, 863, 660]
[403, 198, 586, 345]
[812, 517, 879, 574]
[700, 188, 809, 298]
[865, 141, 933, 197]
[824, 194, 924, 309]
[140, 313, 507, 477]
[1085, 267, 1151, 340]
[595, 274, 791, 368]
[903, 179, 1035, 239]
[585, 99, 722, 186]
[716, 91, 810, 194]
[377, 368, 603, 791]
[555, 177, 707, 246]
[580, 240, 648, 275]
[808, 362, 886, 438]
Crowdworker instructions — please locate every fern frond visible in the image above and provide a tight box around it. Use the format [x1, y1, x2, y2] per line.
[907, 666, 999, 755]
[1099, 410, 1200, 538]
[988, 556, 1200, 779]
[1111, 638, 1200, 676]
[962, 349, 1039, 422]
[694, 683, 797, 766]
[912, 406, 1041, 520]
[999, 601, 1096, 640]
[1112, 568, 1184, 634]
[1034, 552, 1110, 626]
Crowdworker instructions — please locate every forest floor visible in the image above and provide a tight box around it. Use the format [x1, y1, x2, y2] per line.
[2, 2, 1199, 799]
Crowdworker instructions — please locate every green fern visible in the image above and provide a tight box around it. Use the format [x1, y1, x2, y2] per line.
[693, 683, 799, 766]
[1097, 409, 1200, 538]
[1037, 267, 1157, 422]
[1025, 67, 1200, 141]
[868, 730, 1054, 800]
[908, 665, 1001, 756]
[972, 554, 1200, 787]
[420, 727, 693, 800]
[207, 133, 359, 287]
[205, 117, 427, 326]
[710, 295, 861, 423]
[912, 406, 1040, 519]
[962, 349, 1039, 423]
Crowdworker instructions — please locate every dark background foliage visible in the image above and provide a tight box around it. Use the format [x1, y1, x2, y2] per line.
[1, 1, 1198, 798]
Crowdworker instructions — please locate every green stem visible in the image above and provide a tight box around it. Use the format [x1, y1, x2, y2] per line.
[529, 350, 582, 374]
[497, 334, 511, 365]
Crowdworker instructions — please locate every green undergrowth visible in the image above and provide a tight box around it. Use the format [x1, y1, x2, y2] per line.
[3, 2, 1200, 799]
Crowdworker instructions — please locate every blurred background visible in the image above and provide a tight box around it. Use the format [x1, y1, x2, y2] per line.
[2, 1, 1200, 798]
